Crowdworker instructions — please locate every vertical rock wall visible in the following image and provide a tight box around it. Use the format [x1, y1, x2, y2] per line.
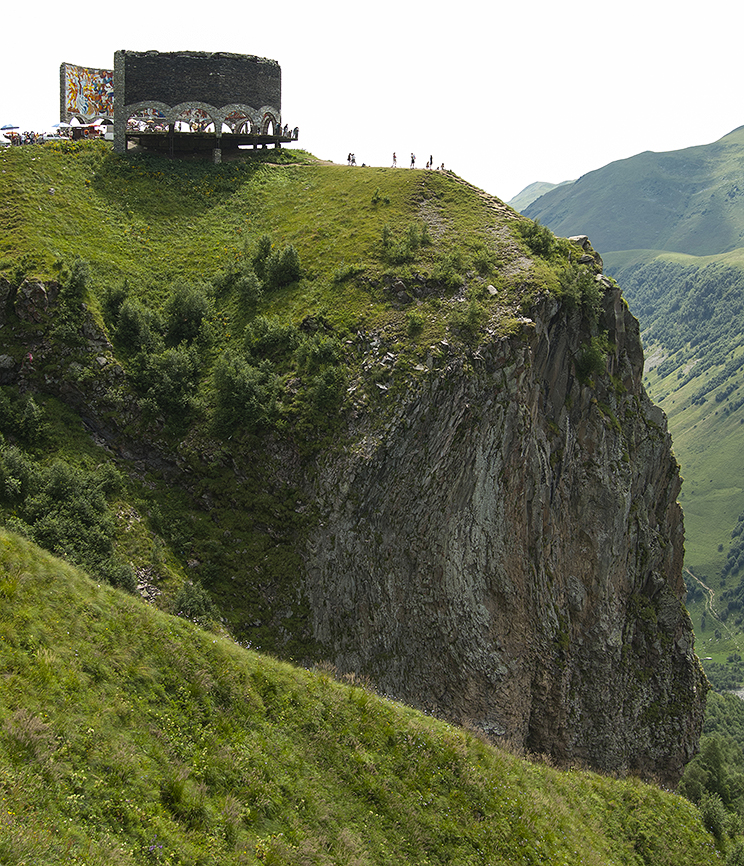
[305, 287, 707, 784]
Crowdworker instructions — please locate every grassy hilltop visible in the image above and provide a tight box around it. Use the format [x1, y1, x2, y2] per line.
[0, 529, 722, 865]
[0, 138, 571, 658]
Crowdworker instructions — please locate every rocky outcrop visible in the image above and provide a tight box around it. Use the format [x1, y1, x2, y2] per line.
[304, 284, 707, 785]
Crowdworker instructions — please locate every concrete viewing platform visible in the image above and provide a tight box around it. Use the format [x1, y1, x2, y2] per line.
[125, 129, 297, 155]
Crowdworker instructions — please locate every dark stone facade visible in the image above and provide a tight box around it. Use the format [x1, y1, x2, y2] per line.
[113, 50, 283, 153]
[118, 51, 280, 109]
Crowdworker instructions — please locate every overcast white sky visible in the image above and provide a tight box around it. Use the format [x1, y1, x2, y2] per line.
[3, 0, 742, 203]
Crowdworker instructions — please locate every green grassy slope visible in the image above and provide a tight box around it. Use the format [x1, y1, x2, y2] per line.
[0, 529, 722, 865]
[611, 252, 744, 686]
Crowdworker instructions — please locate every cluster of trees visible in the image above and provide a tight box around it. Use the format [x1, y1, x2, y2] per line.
[102, 235, 346, 438]
[622, 261, 744, 388]
[0, 392, 135, 592]
[680, 693, 744, 857]
[723, 514, 744, 583]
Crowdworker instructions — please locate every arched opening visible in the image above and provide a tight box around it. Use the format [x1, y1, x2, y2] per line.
[225, 110, 253, 134]
[261, 113, 278, 135]
[173, 106, 214, 133]
[126, 107, 167, 132]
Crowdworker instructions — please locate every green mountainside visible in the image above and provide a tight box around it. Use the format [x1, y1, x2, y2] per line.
[0, 140, 537, 660]
[523, 125, 744, 258]
[0, 140, 721, 859]
[0, 529, 722, 865]
[522, 126, 744, 689]
[506, 179, 574, 213]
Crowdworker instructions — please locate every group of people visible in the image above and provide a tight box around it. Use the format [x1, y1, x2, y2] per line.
[393, 153, 445, 171]
[2, 130, 48, 146]
[345, 151, 447, 170]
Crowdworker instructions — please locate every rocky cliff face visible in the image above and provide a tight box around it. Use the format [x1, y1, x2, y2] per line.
[1, 261, 706, 785]
[305, 284, 707, 785]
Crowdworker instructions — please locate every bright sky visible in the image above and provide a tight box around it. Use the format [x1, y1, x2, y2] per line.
[3, 0, 742, 203]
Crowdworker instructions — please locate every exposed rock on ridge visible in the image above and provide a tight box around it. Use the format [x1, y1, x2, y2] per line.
[305, 283, 707, 785]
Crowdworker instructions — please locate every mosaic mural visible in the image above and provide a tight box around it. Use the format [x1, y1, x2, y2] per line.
[62, 63, 114, 122]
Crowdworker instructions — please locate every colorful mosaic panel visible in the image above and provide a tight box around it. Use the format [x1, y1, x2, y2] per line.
[63, 63, 114, 121]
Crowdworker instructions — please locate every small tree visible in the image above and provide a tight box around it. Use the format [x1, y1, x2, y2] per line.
[252, 234, 273, 280]
[213, 350, 277, 433]
[264, 244, 301, 291]
[115, 298, 163, 353]
[164, 283, 211, 346]
[172, 580, 217, 627]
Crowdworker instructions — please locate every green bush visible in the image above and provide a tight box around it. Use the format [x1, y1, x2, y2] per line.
[473, 244, 499, 276]
[59, 257, 90, 306]
[213, 350, 277, 433]
[22, 460, 114, 564]
[264, 244, 302, 291]
[293, 333, 343, 373]
[448, 288, 488, 345]
[516, 218, 556, 257]
[332, 263, 365, 284]
[213, 264, 263, 308]
[50, 258, 92, 346]
[115, 298, 163, 353]
[0, 453, 134, 591]
[371, 186, 390, 205]
[244, 316, 300, 361]
[172, 580, 217, 627]
[165, 283, 212, 346]
[433, 250, 466, 290]
[0, 391, 49, 447]
[699, 790, 727, 840]
[575, 335, 610, 385]
[130, 344, 202, 418]
[727, 839, 744, 866]
[0, 444, 135, 592]
[406, 309, 425, 336]
[102, 281, 129, 324]
[559, 264, 603, 322]
[382, 222, 430, 265]
[252, 233, 273, 280]
[94, 557, 137, 593]
[305, 366, 346, 414]
[0, 443, 34, 502]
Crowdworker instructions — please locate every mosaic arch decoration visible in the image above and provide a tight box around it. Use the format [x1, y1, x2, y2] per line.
[60, 63, 114, 123]
[123, 100, 280, 134]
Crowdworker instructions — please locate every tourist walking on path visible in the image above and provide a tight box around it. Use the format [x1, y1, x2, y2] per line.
[410, 153, 415, 168]
[392, 152, 397, 167]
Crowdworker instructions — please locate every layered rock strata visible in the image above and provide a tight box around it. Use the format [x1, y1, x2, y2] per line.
[305, 285, 707, 785]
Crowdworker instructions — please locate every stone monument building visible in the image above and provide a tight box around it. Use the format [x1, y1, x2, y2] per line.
[62, 50, 295, 157]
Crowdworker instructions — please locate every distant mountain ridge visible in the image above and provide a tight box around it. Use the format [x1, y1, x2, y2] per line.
[507, 178, 574, 212]
[524, 125, 744, 258]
